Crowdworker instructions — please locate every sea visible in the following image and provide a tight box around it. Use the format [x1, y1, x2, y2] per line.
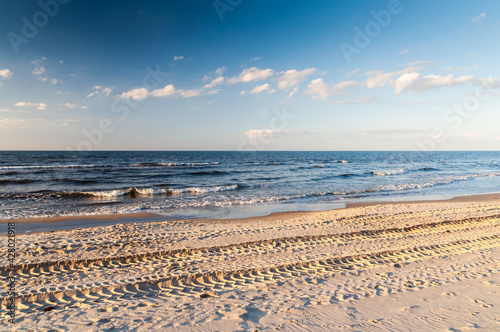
[1, 151, 500, 221]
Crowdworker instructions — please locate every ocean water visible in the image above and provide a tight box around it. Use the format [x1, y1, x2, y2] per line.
[1, 151, 500, 220]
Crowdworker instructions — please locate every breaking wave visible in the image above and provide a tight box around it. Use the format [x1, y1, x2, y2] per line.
[371, 169, 407, 176]
[131, 162, 219, 167]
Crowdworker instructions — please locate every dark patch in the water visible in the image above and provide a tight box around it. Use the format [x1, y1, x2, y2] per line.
[0, 179, 37, 185]
[2, 171, 20, 176]
[188, 170, 231, 176]
[52, 178, 100, 185]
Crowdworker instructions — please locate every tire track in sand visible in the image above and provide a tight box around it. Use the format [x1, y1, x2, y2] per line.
[5, 234, 500, 313]
[1, 217, 500, 315]
[4, 213, 499, 274]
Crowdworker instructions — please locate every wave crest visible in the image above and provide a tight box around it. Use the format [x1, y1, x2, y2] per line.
[371, 169, 406, 176]
[81, 184, 240, 198]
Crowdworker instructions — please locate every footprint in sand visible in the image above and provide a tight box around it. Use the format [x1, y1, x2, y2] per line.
[474, 298, 492, 308]
[239, 305, 268, 323]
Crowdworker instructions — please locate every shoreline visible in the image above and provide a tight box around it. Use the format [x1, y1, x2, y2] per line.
[2, 191, 500, 235]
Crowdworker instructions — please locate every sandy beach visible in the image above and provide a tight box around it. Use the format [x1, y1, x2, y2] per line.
[2, 195, 500, 331]
[3, 0, 500, 329]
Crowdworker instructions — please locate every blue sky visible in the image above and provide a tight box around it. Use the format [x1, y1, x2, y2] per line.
[0, 0, 499, 151]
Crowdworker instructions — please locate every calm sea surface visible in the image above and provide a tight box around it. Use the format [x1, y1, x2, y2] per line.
[1, 151, 500, 220]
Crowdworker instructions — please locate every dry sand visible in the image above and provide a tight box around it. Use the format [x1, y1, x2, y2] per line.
[1, 195, 500, 331]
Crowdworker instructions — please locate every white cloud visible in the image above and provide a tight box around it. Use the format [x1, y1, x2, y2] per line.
[215, 67, 226, 76]
[31, 57, 62, 84]
[458, 132, 500, 141]
[228, 67, 274, 84]
[304, 79, 330, 100]
[86, 86, 113, 98]
[365, 70, 396, 89]
[477, 77, 500, 89]
[33, 66, 45, 75]
[32, 57, 47, 76]
[304, 78, 357, 100]
[32, 56, 47, 62]
[0, 119, 25, 128]
[345, 69, 360, 78]
[0, 69, 13, 79]
[444, 64, 479, 72]
[363, 62, 436, 89]
[243, 129, 304, 139]
[249, 83, 275, 94]
[0, 108, 20, 112]
[203, 67, 227, 82]
[119, 84, 202, 100]
[334, 81, 358, 90]
[63, 103, 86, 109]
[0, 117, 54, 129]
[276, 68, 317, 89]
[119, 87, 150, 100]
[365, 66, 421, 89]
[362, 63, 486, 94]
[250, 57, 261, 61]
[471, 13, 486, 25]
[173, 56, 184, 61]
[149, 84, 176, 97]
[178, 89, 201, 98]
[287, 87, 298, 99]
[400, 49, 409, 54]
[35, 103, 48, 111]
[203, 76, 224, 89]
[394, 73, 475, 94]
[14, 102, 47, 110]
[61, 119, 79, 126]
[120, 65, 248, 100]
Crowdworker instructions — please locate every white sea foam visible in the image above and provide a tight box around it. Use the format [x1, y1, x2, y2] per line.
[81, 184, 239, 198]
[371, 169, 406, 176]
[0, 164, 103, 170]
[375, 172, 500, 192]
[167, 184, 238, 194]
[165, 162, 219, 167]
[2, 162, 220, 170]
